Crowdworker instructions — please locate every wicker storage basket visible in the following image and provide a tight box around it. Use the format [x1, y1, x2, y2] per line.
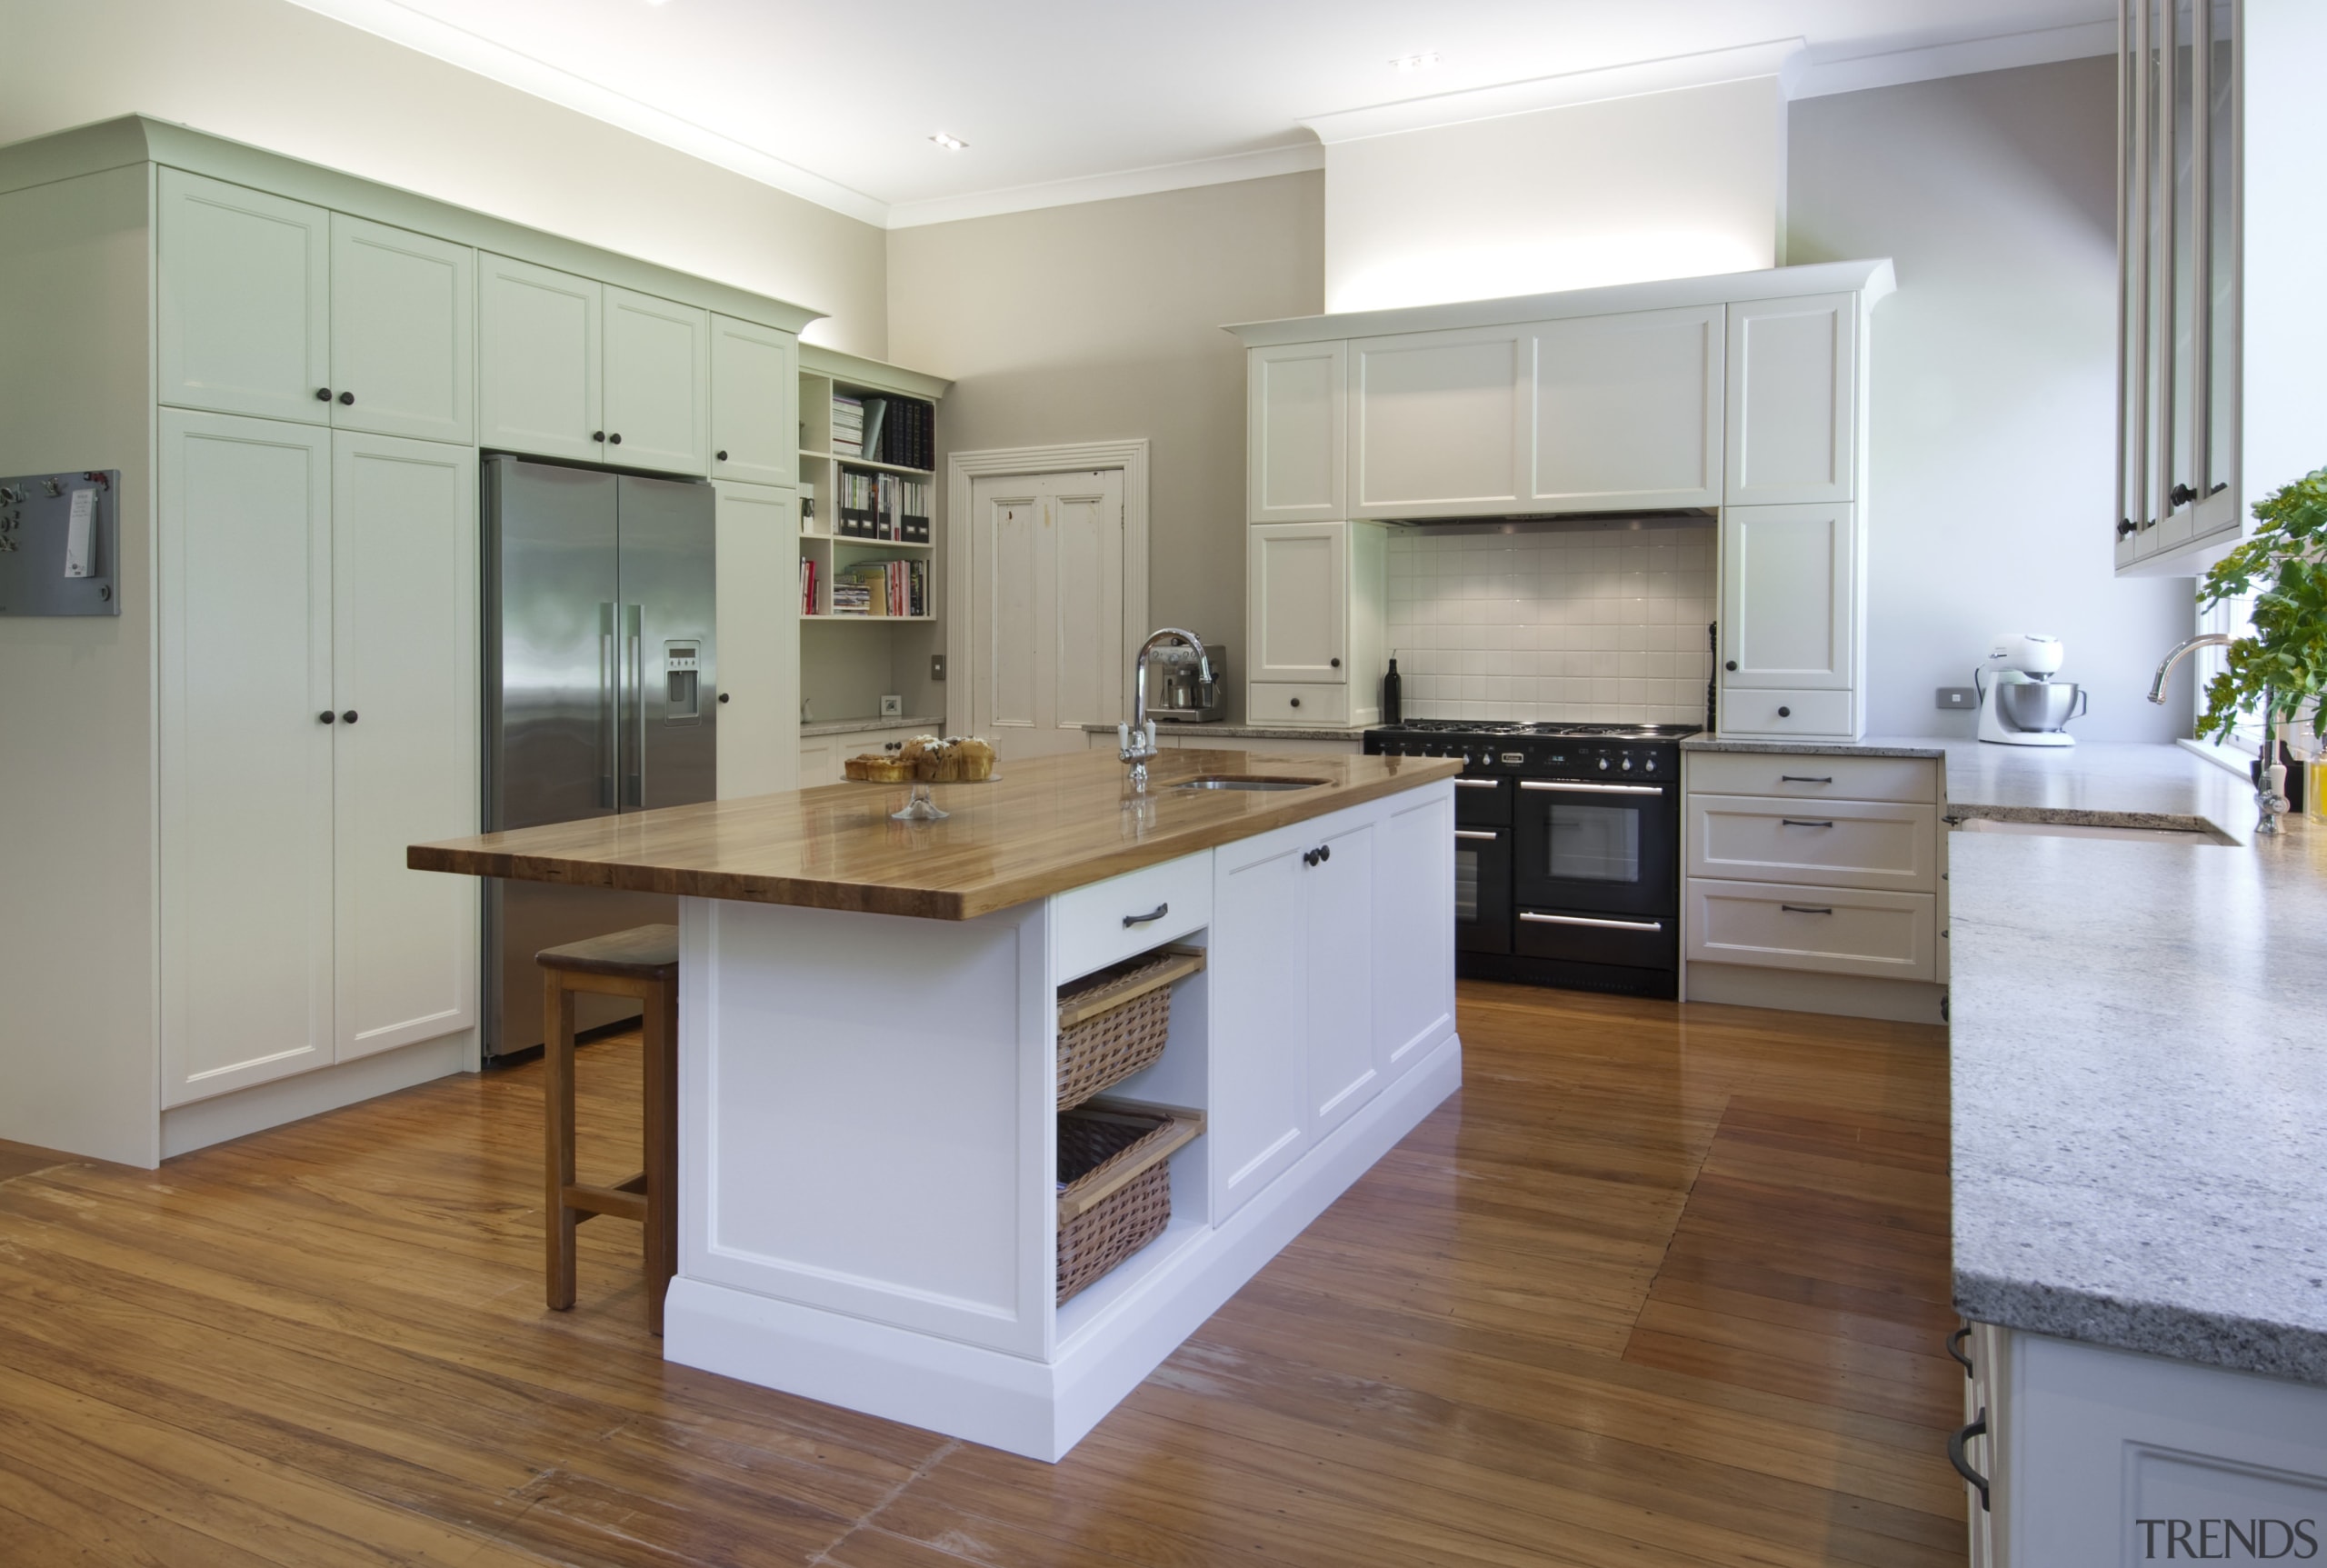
[1054, 946, 1204, 1111]
[1055, 1102, 1203, 1303]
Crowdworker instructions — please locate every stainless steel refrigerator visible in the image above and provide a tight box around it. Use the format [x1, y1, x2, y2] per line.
[482, 456, 716, 1059]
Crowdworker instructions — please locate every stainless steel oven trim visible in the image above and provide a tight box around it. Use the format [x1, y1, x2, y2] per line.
[1453, 778, 1502, 789]
[1453, 829, 1500, 841]
[1520, 911, 1666, 932]
[1519, 779, 1666, 795]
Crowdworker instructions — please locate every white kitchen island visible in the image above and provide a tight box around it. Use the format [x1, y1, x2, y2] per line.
[414, 748, 1461, 1460]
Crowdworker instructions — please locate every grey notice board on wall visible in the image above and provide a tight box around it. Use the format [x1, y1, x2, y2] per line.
[0, 470, 119, 615]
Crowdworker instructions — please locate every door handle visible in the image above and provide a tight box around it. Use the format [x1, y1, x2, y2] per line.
[1948, 1409, 1991, 1512]
[1453, 829, 1499, 841]
[1781, 904, 1835, 915]
[1947, 1326, 1974, 1378]
[1121, 903, 1169, 928]
[1778, 775, 1833, 784]
[1453, 778, 1501, 790]
[1520, 912, 1664, 932]
[598, 603, 617, 809]
[1778, 818, 1836, 828]
[624, 603, 644, 808]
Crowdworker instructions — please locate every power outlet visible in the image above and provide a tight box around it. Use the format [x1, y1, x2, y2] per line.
[1937, 687, 1977, 711]
[930, 654, 946, 683]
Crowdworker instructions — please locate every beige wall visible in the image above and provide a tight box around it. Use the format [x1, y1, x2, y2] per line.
[0, 0, 886, 355]
[886, 172, 1325, 723]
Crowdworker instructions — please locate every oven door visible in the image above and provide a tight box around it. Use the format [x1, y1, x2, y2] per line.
[1511, 778, 1675, 919]
[1453, 824, 1512, 954]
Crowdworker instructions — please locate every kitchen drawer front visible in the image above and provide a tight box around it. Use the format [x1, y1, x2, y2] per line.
[1247, 682, 1351, 726]
[1718, 688, 1854, 738]
[1053, 851, 1213, 984]
[1688, 794, 1938, 892]
[1685, 877, 1936, 980]
[1686, 752, 1936, 804]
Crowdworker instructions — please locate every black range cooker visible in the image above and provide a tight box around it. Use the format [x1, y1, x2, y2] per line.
[1363, 719, 1701, 999]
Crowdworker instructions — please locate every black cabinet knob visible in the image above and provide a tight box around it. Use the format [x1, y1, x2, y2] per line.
[1289, 696, 1301, 708]
[1330, 657, 1341, 668]
[2117, 519, 2137, 538]
[1303, 850, 1316, 866]
[1725, 660, 1738, 672]
[593, 431, 606, 443]
[315, 387, 332, 402]
[337, 391, 354, 406]
[1777, 706, 1792, 718]
[717, 692, 730, 704]
[1318, 843, 1331, 863]
[341, 710, 358, 724]
[716, 450, 729, 462]
[609, 433, 622, 445]
[2170, 481, 2196, 507]
[318, 710, 335, 724]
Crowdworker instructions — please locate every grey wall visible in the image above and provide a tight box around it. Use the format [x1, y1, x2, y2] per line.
[0, 0, 888, 355]
[886, 173, 1327, 723]
[1790, 57, 2193, 740]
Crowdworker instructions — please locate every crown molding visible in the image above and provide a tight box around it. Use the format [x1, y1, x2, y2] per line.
[277, 0, 889, 225]
[886, 142, 1324, 230]
[1791, 20, 2116, 98]
[1297, 39, 1807, 146]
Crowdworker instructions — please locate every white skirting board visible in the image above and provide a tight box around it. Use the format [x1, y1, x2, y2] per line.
[159, 1031, 474, 1160]
[664, 1034, 1462, 1462]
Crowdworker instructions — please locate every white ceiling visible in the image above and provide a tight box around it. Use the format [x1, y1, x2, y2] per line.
[286, 0, 2114, 228]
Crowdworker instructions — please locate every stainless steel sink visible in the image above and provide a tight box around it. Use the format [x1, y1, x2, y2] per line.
[1170, 775, 1330, 793]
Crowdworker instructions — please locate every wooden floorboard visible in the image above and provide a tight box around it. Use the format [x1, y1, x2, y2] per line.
[0, 980, 1960, 1566]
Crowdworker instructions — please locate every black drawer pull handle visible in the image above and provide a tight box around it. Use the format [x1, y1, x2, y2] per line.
[1122, 903, 1168, 928]
[1779, 818, 1835, 828]
[1780, 904, 1833, 915]
[1778, 774, 1833, 784]
[1949, 1408, 1991, 1512]
[1947, 1326, 1974, 1378]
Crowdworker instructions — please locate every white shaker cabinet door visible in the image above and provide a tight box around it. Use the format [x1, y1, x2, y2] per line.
[713, 480, 799, 796]
[1304, 816, 1379, 1139]
[1350, 325, 1525, 519]
[1720, 503, 1855, 690]
[1725, 294, 1857, 505]
[1248, 522, 1348, 683]
[1246, 341, 1345, 524]
[604, 286, 711, 476]
[328, 215, 474, 445]
[157, 170, 330, 424]
[158, 411, 335, 1106]
[331, 432, 478, 1064]
[1210, 825, 1313, 1221]
[1371, 784, 1456, 1080]
[1530, 305, 1723, 512]
[710, 315, 797, 488]
[478, 254, 603, 464]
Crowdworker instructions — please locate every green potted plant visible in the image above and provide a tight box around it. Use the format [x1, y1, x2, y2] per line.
[2195, 470, 2327, 772]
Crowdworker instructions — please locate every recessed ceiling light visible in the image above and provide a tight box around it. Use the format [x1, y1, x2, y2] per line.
[929, 132, 967, 152]
[1390, 51, 1442, 73]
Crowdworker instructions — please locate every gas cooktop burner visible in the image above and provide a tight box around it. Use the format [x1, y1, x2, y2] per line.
[1373, 719, 1703, 740]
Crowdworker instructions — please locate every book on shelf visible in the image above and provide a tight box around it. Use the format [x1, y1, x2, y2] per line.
[832, 393, 864, 457]
[798, 554, 818, 616]
[831, 558, 928, 618]
[834, 468, 933, 541]
[860, 399, 887, 463]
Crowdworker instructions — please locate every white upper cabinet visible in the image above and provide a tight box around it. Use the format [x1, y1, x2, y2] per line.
[328, 215, 473, 445]
[330, 432, 477, 1064]
[1249, 523, 1349, 684]
[713, 480, 799, 797]
[1246, 341, 1345, 523]
[158, 410, 336, 1106]
[604, 285, 711, 475]
[1725, 294, 1856, 505]
[710, 315, 797, 488]
[1529, 305, 1723, 511]
[479, 254, 604, 464]
[1349, 326, 1526, 518]
[1721, 502, 1855, 691]
[158, 170, 330, 424]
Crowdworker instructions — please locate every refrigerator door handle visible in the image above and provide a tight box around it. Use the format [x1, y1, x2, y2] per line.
[597, 603, 618, 809]
[624, 602, 645, 809]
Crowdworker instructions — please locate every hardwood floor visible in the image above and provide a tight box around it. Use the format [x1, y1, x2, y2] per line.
[0, 984, 1960, 1567]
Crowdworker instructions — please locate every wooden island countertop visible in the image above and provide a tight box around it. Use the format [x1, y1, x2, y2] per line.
[409, 747, 1459, 921]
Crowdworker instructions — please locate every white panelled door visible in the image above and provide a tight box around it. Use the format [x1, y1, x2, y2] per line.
[331, 432, 478, 1064]
[1720, 502, 1855, 690]
[157, 170, 330, 424]
[713, 480, 800, 795]
[1530, 305, 1723, 511]
[478, 254, 603, 464]
[710, 315, 797, 488]
[1725, 294, 1857, 505]
[969, 469, 1126, 758]
[328, 215, 474, 444]
[158, 410, 335, 1106]
[604, 285, 711, 475]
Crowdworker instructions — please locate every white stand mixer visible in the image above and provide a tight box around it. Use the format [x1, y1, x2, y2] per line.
[1975, 633, 2089, 747]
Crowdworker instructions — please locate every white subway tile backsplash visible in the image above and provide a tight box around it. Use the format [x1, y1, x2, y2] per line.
[1384, 526, 1714, 724]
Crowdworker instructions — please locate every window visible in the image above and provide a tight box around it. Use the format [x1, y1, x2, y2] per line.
[2194, 592, 2263, 755]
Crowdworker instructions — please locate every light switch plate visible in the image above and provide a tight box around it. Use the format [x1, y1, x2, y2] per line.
[930, 654, 946, 682]
[1937, 687, 1977, 711]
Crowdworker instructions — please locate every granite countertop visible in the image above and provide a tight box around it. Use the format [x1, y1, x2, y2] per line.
[1078, 721, 1368, 743]
[411, 749, 1457, 921]
[802, 714, 945, 738]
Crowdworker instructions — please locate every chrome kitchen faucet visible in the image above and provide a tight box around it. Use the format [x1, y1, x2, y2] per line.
[1122, 627, 1210, 792]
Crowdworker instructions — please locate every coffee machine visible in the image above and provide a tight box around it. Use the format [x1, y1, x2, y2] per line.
[1143, 638, 1227, 723]
[1975, 633, 2088, 746]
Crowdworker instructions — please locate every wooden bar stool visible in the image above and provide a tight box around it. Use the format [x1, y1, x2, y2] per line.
[538, 924, 680, 1335]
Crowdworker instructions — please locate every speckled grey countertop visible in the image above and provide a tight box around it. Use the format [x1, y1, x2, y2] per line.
[1078, 722, 1367, 743]
[801, 714, 944, 738]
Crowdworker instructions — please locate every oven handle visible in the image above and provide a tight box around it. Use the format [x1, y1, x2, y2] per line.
[1453, 778, 1502, 790]
[1518, 780, 1667, 796]
[1521, 911, 1666, 933]
[1453, 829, 1501, 841]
